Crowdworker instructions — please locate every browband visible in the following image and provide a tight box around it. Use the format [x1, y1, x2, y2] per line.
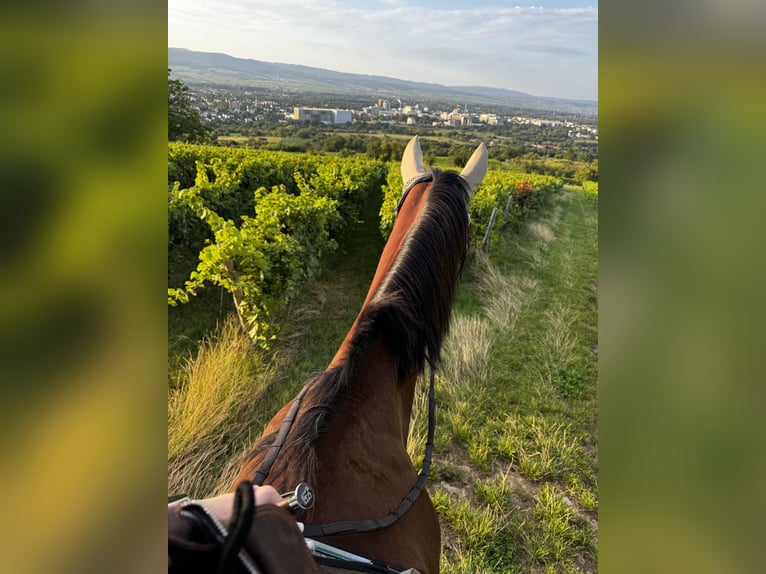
[396, 173, 433, 213]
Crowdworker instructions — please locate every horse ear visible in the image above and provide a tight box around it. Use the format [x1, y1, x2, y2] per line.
[460, 142, 488, 195]
[401, 135, 425, 185]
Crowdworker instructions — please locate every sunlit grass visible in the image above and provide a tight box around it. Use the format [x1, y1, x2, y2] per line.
[473, 249, 538, 334]
[168, 317, 268, 497]
[433, 489, 517, 570]
[435, 186, 597, 573]
[513, 416, 585, 482]
[474, 467, 514, 511]
[566, 475, 598, 513]
[529, 483, 585, 565]
[526, 221, 556, 244]
[442, 314, 493, 388]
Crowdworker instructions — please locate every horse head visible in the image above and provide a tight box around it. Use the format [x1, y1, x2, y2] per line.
[401, 134, 488, 196]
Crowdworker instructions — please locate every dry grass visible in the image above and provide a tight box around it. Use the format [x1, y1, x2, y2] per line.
[474, 250, 537, 334]
[442, 314, 493, 390]
[406, 374, 430, 466]
[211, 442, 261, 495]
[408, 313, 493, 465]
[168, 318, 269, 497]
[532, 303, 581, 387]
[525, 221, 556, 244]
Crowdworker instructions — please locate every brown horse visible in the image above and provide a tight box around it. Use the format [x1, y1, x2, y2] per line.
[235, 136, 488, 573]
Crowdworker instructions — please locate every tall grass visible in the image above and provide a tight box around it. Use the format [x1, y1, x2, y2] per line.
[536, 305, 580, 373]
[408, 312, 494, 464]
[406, 372, 430, 467]
[525, 221, 556, 244]
[168, 318, 269, 498]
[407, 313, 497, 471]
[473, 249, 537, 334]
[442, 314, 493, 391]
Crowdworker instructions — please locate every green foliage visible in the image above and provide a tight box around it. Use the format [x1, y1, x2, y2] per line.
[530, 483, 587, 565]
[169, 178, 599, 572]
[168, 143, 385, 253]
[470, 170, 563, 243]
[168, 70, 209, 142]
[168, 179, 339, 347]
[378, 162, 402, 238]
[379, 167, 563, 244]
[575, 160, 598, 184]
[168, 144, 386, 347]
[519, 156, 581, 180]
[582, 180, 598, 196]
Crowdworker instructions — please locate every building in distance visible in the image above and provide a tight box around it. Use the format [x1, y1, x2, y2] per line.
[479, 113, 500, 125]
[293, 107, 352, 124]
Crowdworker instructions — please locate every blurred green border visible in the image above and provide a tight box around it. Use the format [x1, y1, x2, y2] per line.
[600, 3, 766, 573]
[0, 8, 168, 573]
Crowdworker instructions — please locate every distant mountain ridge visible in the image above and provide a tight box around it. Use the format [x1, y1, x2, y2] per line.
[168, 48, 597, 114]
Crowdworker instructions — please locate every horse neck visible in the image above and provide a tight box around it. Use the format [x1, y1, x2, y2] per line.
[329, 179, 433, 370]
[326, 335, 416, 451]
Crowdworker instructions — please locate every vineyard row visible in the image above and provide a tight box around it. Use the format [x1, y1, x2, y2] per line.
[168, 143, 563, 345]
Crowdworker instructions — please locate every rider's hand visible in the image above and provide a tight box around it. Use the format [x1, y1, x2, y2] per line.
[201, 484, 282, 525]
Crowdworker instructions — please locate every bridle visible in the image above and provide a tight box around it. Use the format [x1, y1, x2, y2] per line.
[396, 173, 433, 213]
[250, 365, 436, 537]
[251, 174, 440, 538]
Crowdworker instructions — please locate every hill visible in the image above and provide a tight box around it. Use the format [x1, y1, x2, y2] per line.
[168, 47, 597, 115]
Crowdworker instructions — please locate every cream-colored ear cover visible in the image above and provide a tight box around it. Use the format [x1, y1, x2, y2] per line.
[460, 142, 488, 195]
[401, 135, 426, 187]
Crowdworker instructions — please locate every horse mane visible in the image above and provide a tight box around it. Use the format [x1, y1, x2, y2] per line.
[243, 169, 471, 494]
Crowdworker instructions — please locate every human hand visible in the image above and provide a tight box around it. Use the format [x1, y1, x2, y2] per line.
[200, 484, 282, 525]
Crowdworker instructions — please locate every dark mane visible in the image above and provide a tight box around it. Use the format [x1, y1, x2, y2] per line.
[244, 169, 471, 493]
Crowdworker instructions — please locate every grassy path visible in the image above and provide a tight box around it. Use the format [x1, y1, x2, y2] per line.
[419, 186, 598, 573]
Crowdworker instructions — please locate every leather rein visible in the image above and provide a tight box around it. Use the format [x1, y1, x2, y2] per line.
[252, 174, 438, 538]
[251, 366, 436, 537]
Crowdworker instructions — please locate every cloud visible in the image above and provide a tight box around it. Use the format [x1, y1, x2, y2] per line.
[520, 44, 591, 57]
[168, 0, 598, 100]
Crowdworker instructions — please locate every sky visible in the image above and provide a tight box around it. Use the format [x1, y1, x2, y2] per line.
[168, 0, 597, 101]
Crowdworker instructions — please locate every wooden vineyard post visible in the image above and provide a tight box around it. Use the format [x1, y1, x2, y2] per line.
[502, 193, 513, 221]
[482, 207, 498, 251]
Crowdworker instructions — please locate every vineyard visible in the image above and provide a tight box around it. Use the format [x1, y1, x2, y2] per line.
[168, 143, 387, 346]
[581, 180, 598, 197]
[168, 142, 563, 348]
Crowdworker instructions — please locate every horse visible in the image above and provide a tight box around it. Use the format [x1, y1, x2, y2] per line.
[234, 136, 488, 573]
